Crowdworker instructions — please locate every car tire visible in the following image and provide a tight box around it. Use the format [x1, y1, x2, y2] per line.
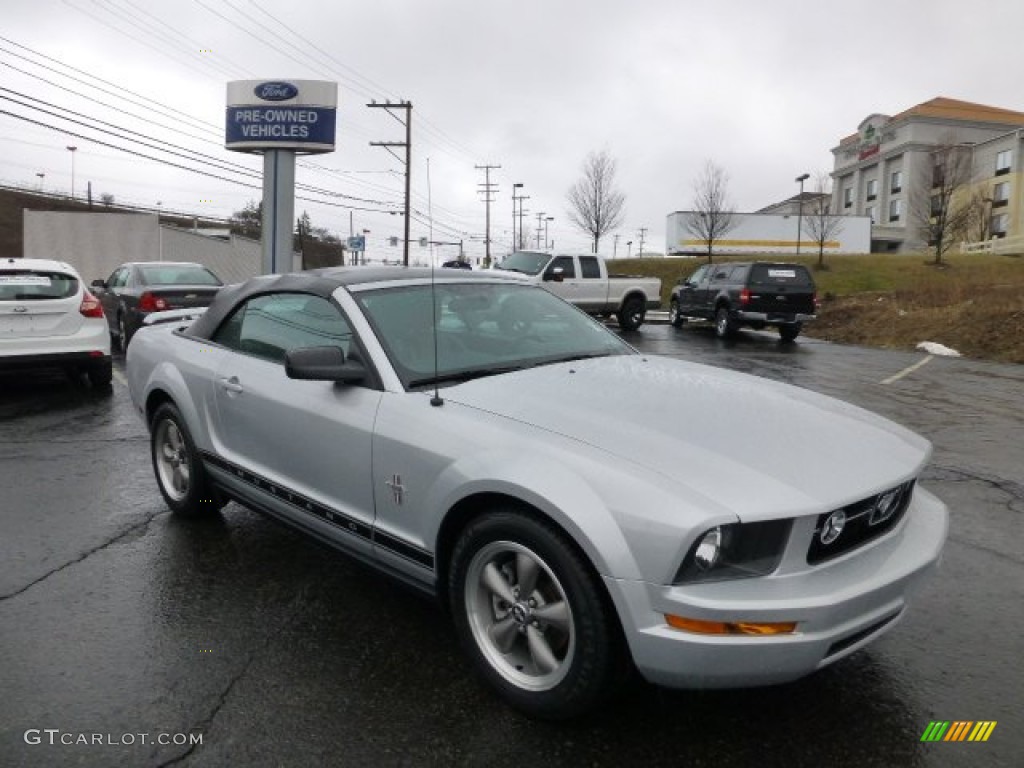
[617, 296, 645, 331]
[150, 402, 220, 517]
[449, 508, 625, 720]
[779, 323, 802, 342]
[715, 306, 736, 338]
[88, 359, 113, 390]
[118, 313, 132, 351]
[669, 299, 685, 328]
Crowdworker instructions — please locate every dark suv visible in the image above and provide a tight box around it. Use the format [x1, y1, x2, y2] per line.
[669, 262, 817, 341]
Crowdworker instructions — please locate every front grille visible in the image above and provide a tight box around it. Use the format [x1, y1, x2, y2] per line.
[807, 480, 915, 565]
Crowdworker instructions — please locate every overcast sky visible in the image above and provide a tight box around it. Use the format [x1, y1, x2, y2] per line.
[3, 0, 1024, 262]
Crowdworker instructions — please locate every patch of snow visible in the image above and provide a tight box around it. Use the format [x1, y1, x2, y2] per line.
[916, 341, 961, 357]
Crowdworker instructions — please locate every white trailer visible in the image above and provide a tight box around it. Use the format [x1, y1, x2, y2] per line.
[666, 211, 871, 256]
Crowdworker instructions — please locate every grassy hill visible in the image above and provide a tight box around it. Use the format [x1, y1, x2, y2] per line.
[616, 253, 1024, 364]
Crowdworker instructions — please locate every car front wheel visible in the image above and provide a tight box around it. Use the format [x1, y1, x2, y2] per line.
[669, 299, 685, 328]
[449, 509, 624, 719]
[150, 402, 220, 517]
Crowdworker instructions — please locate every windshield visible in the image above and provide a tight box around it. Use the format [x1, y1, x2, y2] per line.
[354, 282, 633, 389]
[494, 251, 551, 276]
[139, 265, 222, 286]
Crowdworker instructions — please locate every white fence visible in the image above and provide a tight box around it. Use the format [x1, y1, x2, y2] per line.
[959, 235, 1024, 255]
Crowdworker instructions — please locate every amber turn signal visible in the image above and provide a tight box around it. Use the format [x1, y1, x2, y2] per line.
[665, 614, 797, 636]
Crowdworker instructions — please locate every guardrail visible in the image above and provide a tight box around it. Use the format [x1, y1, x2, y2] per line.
[959, 235, 1024, 255]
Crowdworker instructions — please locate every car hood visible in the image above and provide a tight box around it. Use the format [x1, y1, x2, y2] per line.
[443, 355, 931, 522]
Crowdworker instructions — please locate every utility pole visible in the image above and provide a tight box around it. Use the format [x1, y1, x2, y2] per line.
[368, 100, 412, 266]
[535, 211, 546, 249]
[613, 233, 620, 259]
[516, 195, 530, 249]
[512, 183, 524, 251]
[475, 164, 500, 266]
[636, 227, 647, 258]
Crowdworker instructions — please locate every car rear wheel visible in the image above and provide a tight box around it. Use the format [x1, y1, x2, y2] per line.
[715, 306, 736, 338]
[118, 313, 131, 350]
[449, 508, 625, 720]
[779, 323, 802, 342]
[668, 299, 685, 328]
[617, 296, 645, 331]
[87, 359, 113, 389]
[150, 402, 220, 517]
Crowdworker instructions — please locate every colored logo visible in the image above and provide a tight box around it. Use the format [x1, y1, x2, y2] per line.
[920, 721, 997, 742]
[254, 82, 298, 101]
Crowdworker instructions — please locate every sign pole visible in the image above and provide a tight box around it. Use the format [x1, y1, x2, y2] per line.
[263, 150, 296, 274]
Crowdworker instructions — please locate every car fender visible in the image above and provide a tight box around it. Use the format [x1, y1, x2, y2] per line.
[425, 447, 658, 582]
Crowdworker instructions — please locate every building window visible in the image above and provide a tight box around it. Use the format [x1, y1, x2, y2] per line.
[866, 179, 878, 201]
[888, 199, 902, 223]
[930, 195, 942, 217]
[866, 206, 877, 224]
[890, 170, 902, 194]
[932, 164, 945, 188]
[991, 212, 1009, 237]
[843, 187, 853, 208]
[992, 181, 1010, 207]
[996, 150, 1012, 176]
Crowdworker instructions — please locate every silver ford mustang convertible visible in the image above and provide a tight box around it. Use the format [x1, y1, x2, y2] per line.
[127, 267, 947, 719]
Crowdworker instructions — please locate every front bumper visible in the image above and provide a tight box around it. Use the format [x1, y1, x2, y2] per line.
[606, 485, 947, 689]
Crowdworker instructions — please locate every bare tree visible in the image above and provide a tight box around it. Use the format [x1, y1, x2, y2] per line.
[687, 161, 737, 263]
[802, 173, 845, 268]
[566, 150, 626, 253]
[912, 135, 973, 264]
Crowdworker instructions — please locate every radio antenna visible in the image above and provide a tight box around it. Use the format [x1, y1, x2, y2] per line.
[427, 156, 443, 406]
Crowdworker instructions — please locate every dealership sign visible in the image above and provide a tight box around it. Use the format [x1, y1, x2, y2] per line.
[225, 80, 337, 153]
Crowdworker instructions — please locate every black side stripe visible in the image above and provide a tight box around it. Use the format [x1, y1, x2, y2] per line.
[200, 451, 434, 570]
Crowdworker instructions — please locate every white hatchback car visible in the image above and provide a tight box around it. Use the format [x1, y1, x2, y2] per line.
[0, 257, 112, 388]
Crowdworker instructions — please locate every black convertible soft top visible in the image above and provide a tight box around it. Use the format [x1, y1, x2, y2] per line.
[184, 266, 515, 341]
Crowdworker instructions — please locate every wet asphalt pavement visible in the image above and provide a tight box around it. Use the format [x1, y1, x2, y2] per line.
[1, 323, 1021, 768]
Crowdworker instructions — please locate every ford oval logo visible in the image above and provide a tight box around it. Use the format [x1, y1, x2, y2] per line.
[254, 81, 298, 101]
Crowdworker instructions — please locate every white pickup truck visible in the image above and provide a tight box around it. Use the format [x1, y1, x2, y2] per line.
[494, 251, 662, 330]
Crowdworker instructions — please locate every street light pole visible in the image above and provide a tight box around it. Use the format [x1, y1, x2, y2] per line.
[66, 146, 78, 199]
[795, 172, 810, 256]
[544, 216, 554, 252]
[535, 212, 546, 250]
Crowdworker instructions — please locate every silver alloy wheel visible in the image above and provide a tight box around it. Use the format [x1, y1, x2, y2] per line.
[668, 301, 678, 324]
[464, 540, 575, 692]
[154, 418, 190, 502]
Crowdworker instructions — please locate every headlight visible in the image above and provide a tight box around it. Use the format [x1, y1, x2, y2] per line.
[674, 519, 792, 584]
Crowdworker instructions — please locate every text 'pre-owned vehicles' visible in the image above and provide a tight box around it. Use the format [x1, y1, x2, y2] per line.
[0, 257, 112, 388]
[495, 251, 661, 330]
[127, 267, 947, 719]
[91, 261, 223, 349]
[670, 261, 817, 341]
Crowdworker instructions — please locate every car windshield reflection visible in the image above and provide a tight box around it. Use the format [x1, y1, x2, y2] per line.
[354, 282, 633, 389]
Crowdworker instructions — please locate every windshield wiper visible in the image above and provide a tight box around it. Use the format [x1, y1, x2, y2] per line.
[408, 365, 525, 388]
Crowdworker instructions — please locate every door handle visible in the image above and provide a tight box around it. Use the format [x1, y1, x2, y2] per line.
[219, 376, 244, 394]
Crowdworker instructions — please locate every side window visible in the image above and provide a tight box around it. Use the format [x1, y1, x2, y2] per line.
[686, 265, 708, 285]
[578, 256, 601, 279]
[711, 266, 733, 282]
[548, 256, 576, 279]
[109, 268, 128, 288]
[213, 293, 353, 365]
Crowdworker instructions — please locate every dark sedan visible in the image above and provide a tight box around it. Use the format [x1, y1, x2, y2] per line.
[92, 262, 222, 349]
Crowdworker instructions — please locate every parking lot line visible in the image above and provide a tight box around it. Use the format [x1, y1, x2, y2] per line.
[880, 355, 933, 385]
[112, 369, 128, 388]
